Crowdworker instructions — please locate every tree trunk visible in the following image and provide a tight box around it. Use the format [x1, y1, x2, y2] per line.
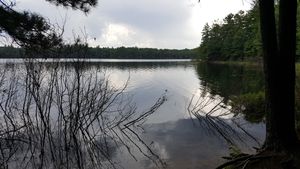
[277, 0, 298, 148]
[259, 0, 299, 150]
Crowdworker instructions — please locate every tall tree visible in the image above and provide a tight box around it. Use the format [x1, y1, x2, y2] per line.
[198, 5, 261, 61]
[0, 0, 97, 49]
[259, 0, 299, 150]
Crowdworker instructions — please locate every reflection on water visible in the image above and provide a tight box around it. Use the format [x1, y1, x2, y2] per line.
[93, 61, 200, 124]
[143, 119, 265, 169]
[0, 60, 266, 169]
[196, 63, 264, 102]
[111, 119, 265, 169]
[77, 61, 265, 169]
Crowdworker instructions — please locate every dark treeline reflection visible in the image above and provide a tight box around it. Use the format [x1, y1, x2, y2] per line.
[32, 60, 192, 72]
[195, 62, 266, 124]
[92, 61, 192, 71]
[196, 63, 264, 100]
[0, 61, 167, 169]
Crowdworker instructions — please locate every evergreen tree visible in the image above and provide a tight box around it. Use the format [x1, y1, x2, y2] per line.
[0, 0, 97, 49]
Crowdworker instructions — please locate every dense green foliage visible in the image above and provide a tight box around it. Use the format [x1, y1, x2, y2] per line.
[198, 3, 300, 61]
[87, 47, 195, 59]
[0, 46, 196, 59]
[198, 4, 261, 61]
[0, 46, 23, 58]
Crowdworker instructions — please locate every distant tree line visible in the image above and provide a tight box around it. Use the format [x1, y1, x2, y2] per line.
[198, 3, 300, 61]
[88, 47, 196, 59]
[0, 45, 196, 59]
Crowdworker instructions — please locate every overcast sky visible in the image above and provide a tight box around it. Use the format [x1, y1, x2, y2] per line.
[16, 0, 252, 49]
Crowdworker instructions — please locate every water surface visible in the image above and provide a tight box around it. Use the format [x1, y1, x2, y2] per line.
[0, 59, 266, 169]
[75, 60, 266, 169]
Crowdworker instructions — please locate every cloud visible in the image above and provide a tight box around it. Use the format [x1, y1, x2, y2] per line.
[15, 0, 251, 49]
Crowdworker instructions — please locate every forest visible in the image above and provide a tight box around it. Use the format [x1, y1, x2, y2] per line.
[198, 3, 300, 61]
[0, 46, 196, 59]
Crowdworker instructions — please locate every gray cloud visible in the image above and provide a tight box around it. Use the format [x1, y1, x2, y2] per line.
[99, 0, 189, 33]
[16, 0, 251, 49]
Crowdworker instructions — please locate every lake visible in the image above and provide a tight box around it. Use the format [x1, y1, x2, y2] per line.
[100, 61, 266, 169]
[0, 59, 266, 169]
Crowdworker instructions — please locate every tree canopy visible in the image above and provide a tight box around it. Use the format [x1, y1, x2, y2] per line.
[198, 3, 300, 62]
[0, 46, 196, 59]
[0, 0, 97, 49]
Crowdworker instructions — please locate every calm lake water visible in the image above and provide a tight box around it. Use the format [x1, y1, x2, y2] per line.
[99, 61, 266, 169]
[0, 59, 266, 169]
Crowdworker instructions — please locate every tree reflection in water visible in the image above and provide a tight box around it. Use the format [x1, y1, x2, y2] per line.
[0, 60, 166, 169]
